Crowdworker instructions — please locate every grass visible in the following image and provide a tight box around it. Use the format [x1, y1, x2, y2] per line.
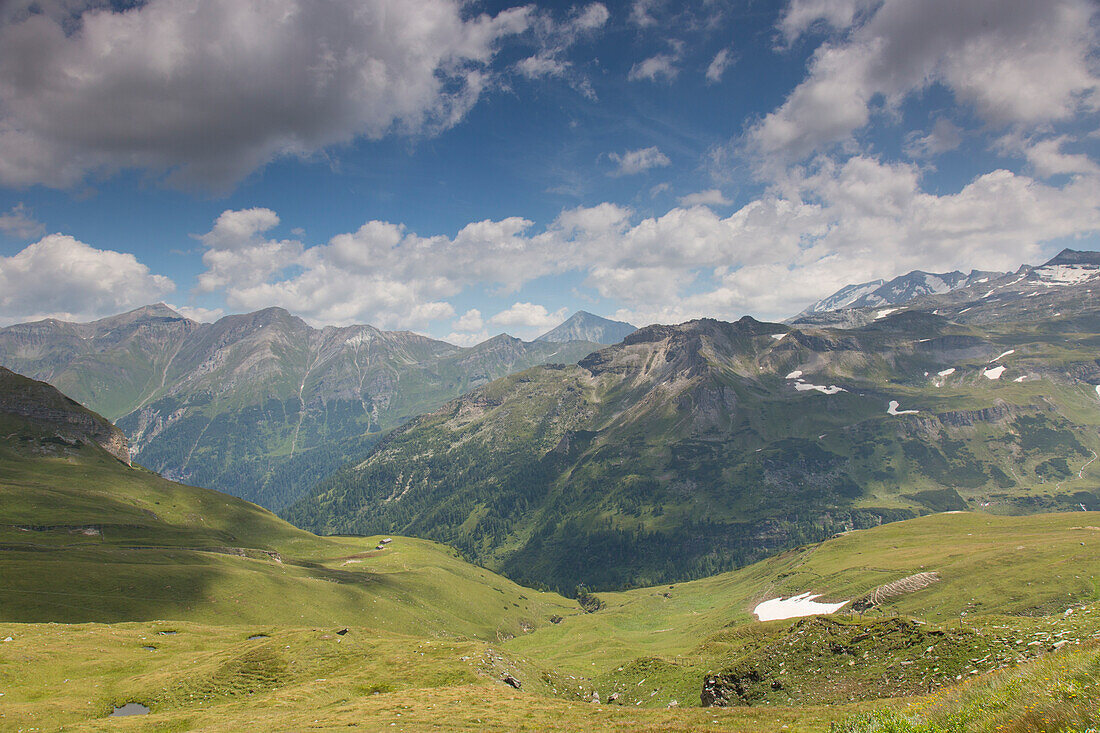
[5, 409, 1100, 730]
[0, 621, 859, 732]
[0, 430, 575, 639]
[833, 641, 1100, 732]
[506, 511, 1100, 677]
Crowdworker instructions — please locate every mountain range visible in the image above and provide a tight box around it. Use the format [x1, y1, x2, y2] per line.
[0, 305, 605, 509]
[287, 249, 1100, 591]
[798, 269, 1008, 316]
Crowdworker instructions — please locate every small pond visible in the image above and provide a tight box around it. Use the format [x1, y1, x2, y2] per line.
[109, 703, 150, 717]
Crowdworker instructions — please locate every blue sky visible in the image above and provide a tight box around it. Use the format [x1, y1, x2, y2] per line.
[0, 0, 1098, 342]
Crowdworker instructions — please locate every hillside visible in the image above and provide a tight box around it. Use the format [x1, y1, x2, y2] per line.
[0, 371, 575, 636]
[2, 374, 1097, 729]
[288, 286, 1100, 591]
[0, 305, 600, 509]
[5, 511, 1100, 730]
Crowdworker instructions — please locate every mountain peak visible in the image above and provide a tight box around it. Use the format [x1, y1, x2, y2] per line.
[535, 311, 636, 345]
[1041, 248, 1100, 267]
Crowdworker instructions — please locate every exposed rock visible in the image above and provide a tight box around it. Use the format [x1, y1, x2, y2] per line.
[501, 673, 521, 689]
[0, 366, 130, 464]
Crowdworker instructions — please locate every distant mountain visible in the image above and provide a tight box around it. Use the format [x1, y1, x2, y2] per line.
[536, 311, 636, 345]
[798, 269, 1006, 317]
[288, 279, 1100, 591]
[0, 305, 602, 509]
[792, 248, 1100, 329]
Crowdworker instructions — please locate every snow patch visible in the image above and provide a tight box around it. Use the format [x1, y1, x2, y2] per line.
[937, 368, 955, 377]
[887, 401, 919, 416]
[771, 333, 787, 341]
[794, 382, 846, 395]
[983, 365, 1006, 380]
[754, 592, 849, 622]
[992, 349, 1015, 362]
[1095, 385, 1100, 398]
[1034, 263, 1100, 285]
[344, 332, 375, 347]
[785, 370, 803, 380]
[1013, 376, 1028, 382]
[874, 308, 898, 320]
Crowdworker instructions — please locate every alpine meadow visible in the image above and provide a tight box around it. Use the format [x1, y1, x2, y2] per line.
[3, 1, 1100, 731]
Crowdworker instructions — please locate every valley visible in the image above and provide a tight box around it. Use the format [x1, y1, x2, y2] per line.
[3, 252, 1100, 732]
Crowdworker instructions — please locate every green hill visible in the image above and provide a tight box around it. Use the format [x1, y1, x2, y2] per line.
[0, 369, 574, 638]
[287, 299, 1100, 591]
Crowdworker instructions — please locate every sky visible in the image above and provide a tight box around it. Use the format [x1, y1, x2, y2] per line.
[0, 0, 1098, 344]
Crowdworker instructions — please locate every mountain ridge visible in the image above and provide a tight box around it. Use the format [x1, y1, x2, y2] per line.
[0, 305, 604, 509]
[288, 277, 1100, 591]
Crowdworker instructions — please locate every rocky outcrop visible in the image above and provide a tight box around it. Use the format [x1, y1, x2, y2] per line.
[0, 367, 130, 464]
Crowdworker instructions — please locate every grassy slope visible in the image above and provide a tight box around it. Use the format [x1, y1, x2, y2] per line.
[0, 415, 574, 639]
[506, 512, 1100, 675]
[0, 622, 858, 732]
[4, 512, 1100, 730]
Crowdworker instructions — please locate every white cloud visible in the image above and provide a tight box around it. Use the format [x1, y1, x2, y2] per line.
[489, 302, 569, 334]
[453, 308, 485, 332]
[608, 146, 672, 176]
[443, 330, 491, 347]
[678, 189, 732, 207]
[778, 0, 879, 43]
[628, 53, 679, 82]
[192, 154, 1100, 331]
[516, 54, 569, 79]
[705, 48, 732, 83]
[1016, 135, 1100, 178]
[904, 118, 963, 158]
[0, 0, 532, 189]
[167, 304, 224, 323]
[512, 3, 607, 99]
[0, 234, 175, 324]
[0, 203, 44, 239]
[197, 208, 303, 292]
[754, 0, 1100, 164]
[629, 0, 662, 27]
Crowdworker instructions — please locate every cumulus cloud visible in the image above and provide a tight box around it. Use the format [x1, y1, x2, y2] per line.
[753, 0, 1100, 164]
[489, 302, 569, 336]
[1007, 135, 1100, 178]
[705, 48, 732, 83]
[0, 234, 175, 324]
[197, 208, 303, 292]
[0, 0, 533, 189]
[628, 53, 679, 82]
[608, 146, 672, 176]
[452, 309, 485, 332]
[678, 189, 731, 207]
[191, 151, 1100, 330]
[0, 203, 44, 239]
